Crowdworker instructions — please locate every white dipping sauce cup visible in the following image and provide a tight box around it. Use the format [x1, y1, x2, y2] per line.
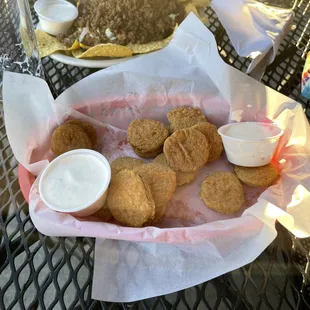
[218, 122, 283, 167]
[39, 149, 111, 217]
[34, 0, 78, 36]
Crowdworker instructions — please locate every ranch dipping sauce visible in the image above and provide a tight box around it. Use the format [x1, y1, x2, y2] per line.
[39, 150, 111, 216]
[39, 4, 78, 22]
[34, 0, 78, 36]
[224, 122, 282, 140]
[218, 122, 283, 167]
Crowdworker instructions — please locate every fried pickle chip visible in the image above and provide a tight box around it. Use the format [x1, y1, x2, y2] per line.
[107, 169, 155, 227]
[164, 128, 209, 172]
[233, 164, 278, 187]
[192, 122, 223, 162]
[128, 119, 169, 158]
[72, 43, 133, 58]
[66, 120, 97, 147]
[167, 107, 208, 133]
[145, 204, 167, 225]
[200, 171, 244, 214]
[92, 202, 113, 222]
[51, 124, 92, 156]
[35, 30, 79, 58]
[110, 157, 145, 177]
[153, 204, 167, 223]
[153, 153, 196, 186]
[134, 163, 176, 209]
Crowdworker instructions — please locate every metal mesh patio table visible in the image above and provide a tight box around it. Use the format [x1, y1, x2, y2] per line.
[1, 0, 310, 309]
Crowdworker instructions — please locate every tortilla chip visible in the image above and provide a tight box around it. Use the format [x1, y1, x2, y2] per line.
[80, 42, 92, 49]
[127, 35, 172, 54]
[35, 30, 79, 58]
[184, 2, 207, 22]
[70, 40, 80, 50]
[191, 0, 211, 7]
[177, 0, 210, 6]
[72, 43, 133, 58]
[71, 49, 82, 58]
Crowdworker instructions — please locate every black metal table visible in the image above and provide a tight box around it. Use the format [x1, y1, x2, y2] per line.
[1, 1, 310, 309]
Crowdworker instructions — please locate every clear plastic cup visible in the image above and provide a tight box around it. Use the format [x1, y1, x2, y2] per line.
[0, 0, 43, 100]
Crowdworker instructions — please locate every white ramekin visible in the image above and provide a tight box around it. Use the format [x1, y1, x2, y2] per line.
[218, 122, 283, 167]
[39, 149, 111, 217]
[34, 0, 78, 36]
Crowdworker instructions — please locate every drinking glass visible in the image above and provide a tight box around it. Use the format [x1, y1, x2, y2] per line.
[0, 0, 43, 100]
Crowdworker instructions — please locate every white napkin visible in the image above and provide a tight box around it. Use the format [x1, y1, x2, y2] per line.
[211, 0, 294, 79]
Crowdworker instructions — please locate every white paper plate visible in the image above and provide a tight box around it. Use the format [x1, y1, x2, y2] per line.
[37, 23, 139, 68]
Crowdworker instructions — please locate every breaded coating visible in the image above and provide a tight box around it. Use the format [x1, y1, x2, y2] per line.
[111, 157, 145, 177]
[51, 124, 92, 156]
[107, 169, 155, 227]
[134, 163, 176, 220]
[234, 164, 278, 187]
[153, 153, 196, 186]
[153, 204, 167, 223]
[66, 120, 97, 147]
[92, 202, 113, 222]
[163, 128, 209, 172]
[131, 146, 163, 159]
[192, 122, 223, 162]
[200, 171, 244, 214]
[167, 107, 207, 133]
[128, 119, 169, 158]
[146, 204, 167, 225]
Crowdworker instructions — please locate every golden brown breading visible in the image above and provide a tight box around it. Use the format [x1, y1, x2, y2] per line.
[127, 119, 169, 158]
[233, 164, 278, 187]
[131, 146, 163, 159]
[167, 107, 207, 133]
[200, 171, 244, 214]
[153, 153, 196, 186]
[107, 169, 155, 227]
[192, 122, 223, 162]
[145, 204, 167, 225]
[134, 163, 176, 221]
[163, 128, 209, 172]
[110, 157, 145, 177]
[92, 202, 113, 222]
[66, 120, 97, 147]
[153, 204, 167, 223]
[51, 124, 92, 156]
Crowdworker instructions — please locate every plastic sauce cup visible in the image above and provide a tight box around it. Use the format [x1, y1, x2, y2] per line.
[39, 149, 111, 217]
[34, 0, 78, 36]
[218, 122, 283, 167]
